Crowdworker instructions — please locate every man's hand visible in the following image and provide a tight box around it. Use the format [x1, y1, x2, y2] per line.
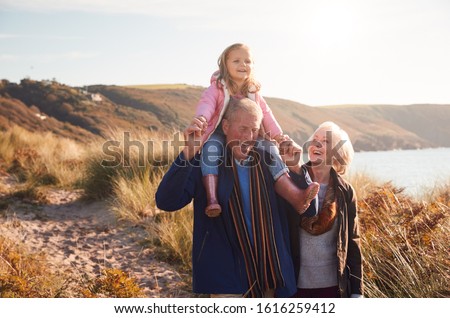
[279, 135, 303, 173]
[182, 116, 207, 160]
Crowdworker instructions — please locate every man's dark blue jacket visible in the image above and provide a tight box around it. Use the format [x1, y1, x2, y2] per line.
[155, 150, 296, 297]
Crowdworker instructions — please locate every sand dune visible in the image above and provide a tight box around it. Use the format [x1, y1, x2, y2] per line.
[0, 177, 193, 297]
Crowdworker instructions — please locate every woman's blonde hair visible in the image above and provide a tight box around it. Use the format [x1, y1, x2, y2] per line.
[217, 43, 261, 96]
[308, 121, 354, 175]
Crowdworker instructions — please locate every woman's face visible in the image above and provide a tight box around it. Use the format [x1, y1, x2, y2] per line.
[308, 127, 332, 166]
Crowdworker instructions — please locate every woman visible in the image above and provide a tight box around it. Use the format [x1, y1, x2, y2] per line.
[281, 121, 363, 298]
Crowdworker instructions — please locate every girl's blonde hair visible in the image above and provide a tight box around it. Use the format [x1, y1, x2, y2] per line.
[217, 43, 261, 96]
[308, 121, 355, 175]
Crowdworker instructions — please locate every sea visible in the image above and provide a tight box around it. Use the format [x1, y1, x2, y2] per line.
[348, 147, 450, 196]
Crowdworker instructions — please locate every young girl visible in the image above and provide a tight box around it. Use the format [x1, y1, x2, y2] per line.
[193, 43, 319, 217]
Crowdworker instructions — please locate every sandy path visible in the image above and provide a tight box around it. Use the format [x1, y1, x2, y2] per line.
[0, 180, 193, 297]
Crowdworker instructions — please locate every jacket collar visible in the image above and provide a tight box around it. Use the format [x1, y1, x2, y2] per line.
[303, 161, 347, 190]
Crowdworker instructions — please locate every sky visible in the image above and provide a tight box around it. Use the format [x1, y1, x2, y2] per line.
[1, 0, 450, 106]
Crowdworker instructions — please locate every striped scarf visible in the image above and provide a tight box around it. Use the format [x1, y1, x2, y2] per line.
[228, 150, 285, 297]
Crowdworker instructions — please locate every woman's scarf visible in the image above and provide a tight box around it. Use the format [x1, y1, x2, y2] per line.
[300, 174, 337, 235]
[228, 150, 285, 297]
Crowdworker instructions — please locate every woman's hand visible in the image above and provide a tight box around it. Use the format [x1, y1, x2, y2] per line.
[278, 135, 303, 173]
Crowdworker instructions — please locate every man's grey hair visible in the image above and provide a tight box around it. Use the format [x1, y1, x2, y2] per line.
[223, 97, 263, 123]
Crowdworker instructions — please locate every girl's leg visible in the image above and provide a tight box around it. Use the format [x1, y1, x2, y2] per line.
[274, 173, 319, 215]
[201, 133, 224, 217]
[256, 138, 319, 215]
[289, 167, 319, 217]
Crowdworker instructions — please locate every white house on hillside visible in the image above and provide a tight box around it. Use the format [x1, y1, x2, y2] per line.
[91, 93, 102, 102]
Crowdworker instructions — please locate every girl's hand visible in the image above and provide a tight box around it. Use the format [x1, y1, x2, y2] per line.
[194, 115, 208, 133]
[273, 134, 286, 145]
[182, 116, 207, 160]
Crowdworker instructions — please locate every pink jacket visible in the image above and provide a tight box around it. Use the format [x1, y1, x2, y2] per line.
[195, 72, 283, 143]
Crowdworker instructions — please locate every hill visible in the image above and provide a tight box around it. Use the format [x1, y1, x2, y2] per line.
[1, 78, 449, 151]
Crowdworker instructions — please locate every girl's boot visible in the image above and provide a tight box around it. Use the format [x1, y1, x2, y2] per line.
[274, 173, 320, 214]
[203, 174, 222, 217]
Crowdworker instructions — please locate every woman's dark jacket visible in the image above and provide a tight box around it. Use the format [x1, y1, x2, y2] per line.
[287, 164, 364, 297]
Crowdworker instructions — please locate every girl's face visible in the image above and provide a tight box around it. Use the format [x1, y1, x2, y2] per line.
[225, 47, 253, 84]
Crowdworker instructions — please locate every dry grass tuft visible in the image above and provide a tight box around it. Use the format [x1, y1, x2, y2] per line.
[0, 235, 71, 297]
[111, 167, 165, 222]
[147, 207, 194, 273]
[81, 268, 144, 298]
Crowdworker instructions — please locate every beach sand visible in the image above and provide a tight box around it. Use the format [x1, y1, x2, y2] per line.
[0, 175, 193, 297]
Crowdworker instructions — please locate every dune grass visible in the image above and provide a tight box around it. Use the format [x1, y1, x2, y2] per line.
[0, 125, 87, 191]
[82, 129, 175, 222]
[358, 182, 449, 297]
[146, 207, 194, 272]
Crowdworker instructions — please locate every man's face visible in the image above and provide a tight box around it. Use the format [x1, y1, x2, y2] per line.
[222, 109, 261, 162]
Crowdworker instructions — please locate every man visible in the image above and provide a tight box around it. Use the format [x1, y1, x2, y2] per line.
[155, 97, 296, 297]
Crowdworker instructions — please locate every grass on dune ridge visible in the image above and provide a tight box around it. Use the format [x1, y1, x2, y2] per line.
[0, 126, 449, 297]
[0, 125, 86, 188]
